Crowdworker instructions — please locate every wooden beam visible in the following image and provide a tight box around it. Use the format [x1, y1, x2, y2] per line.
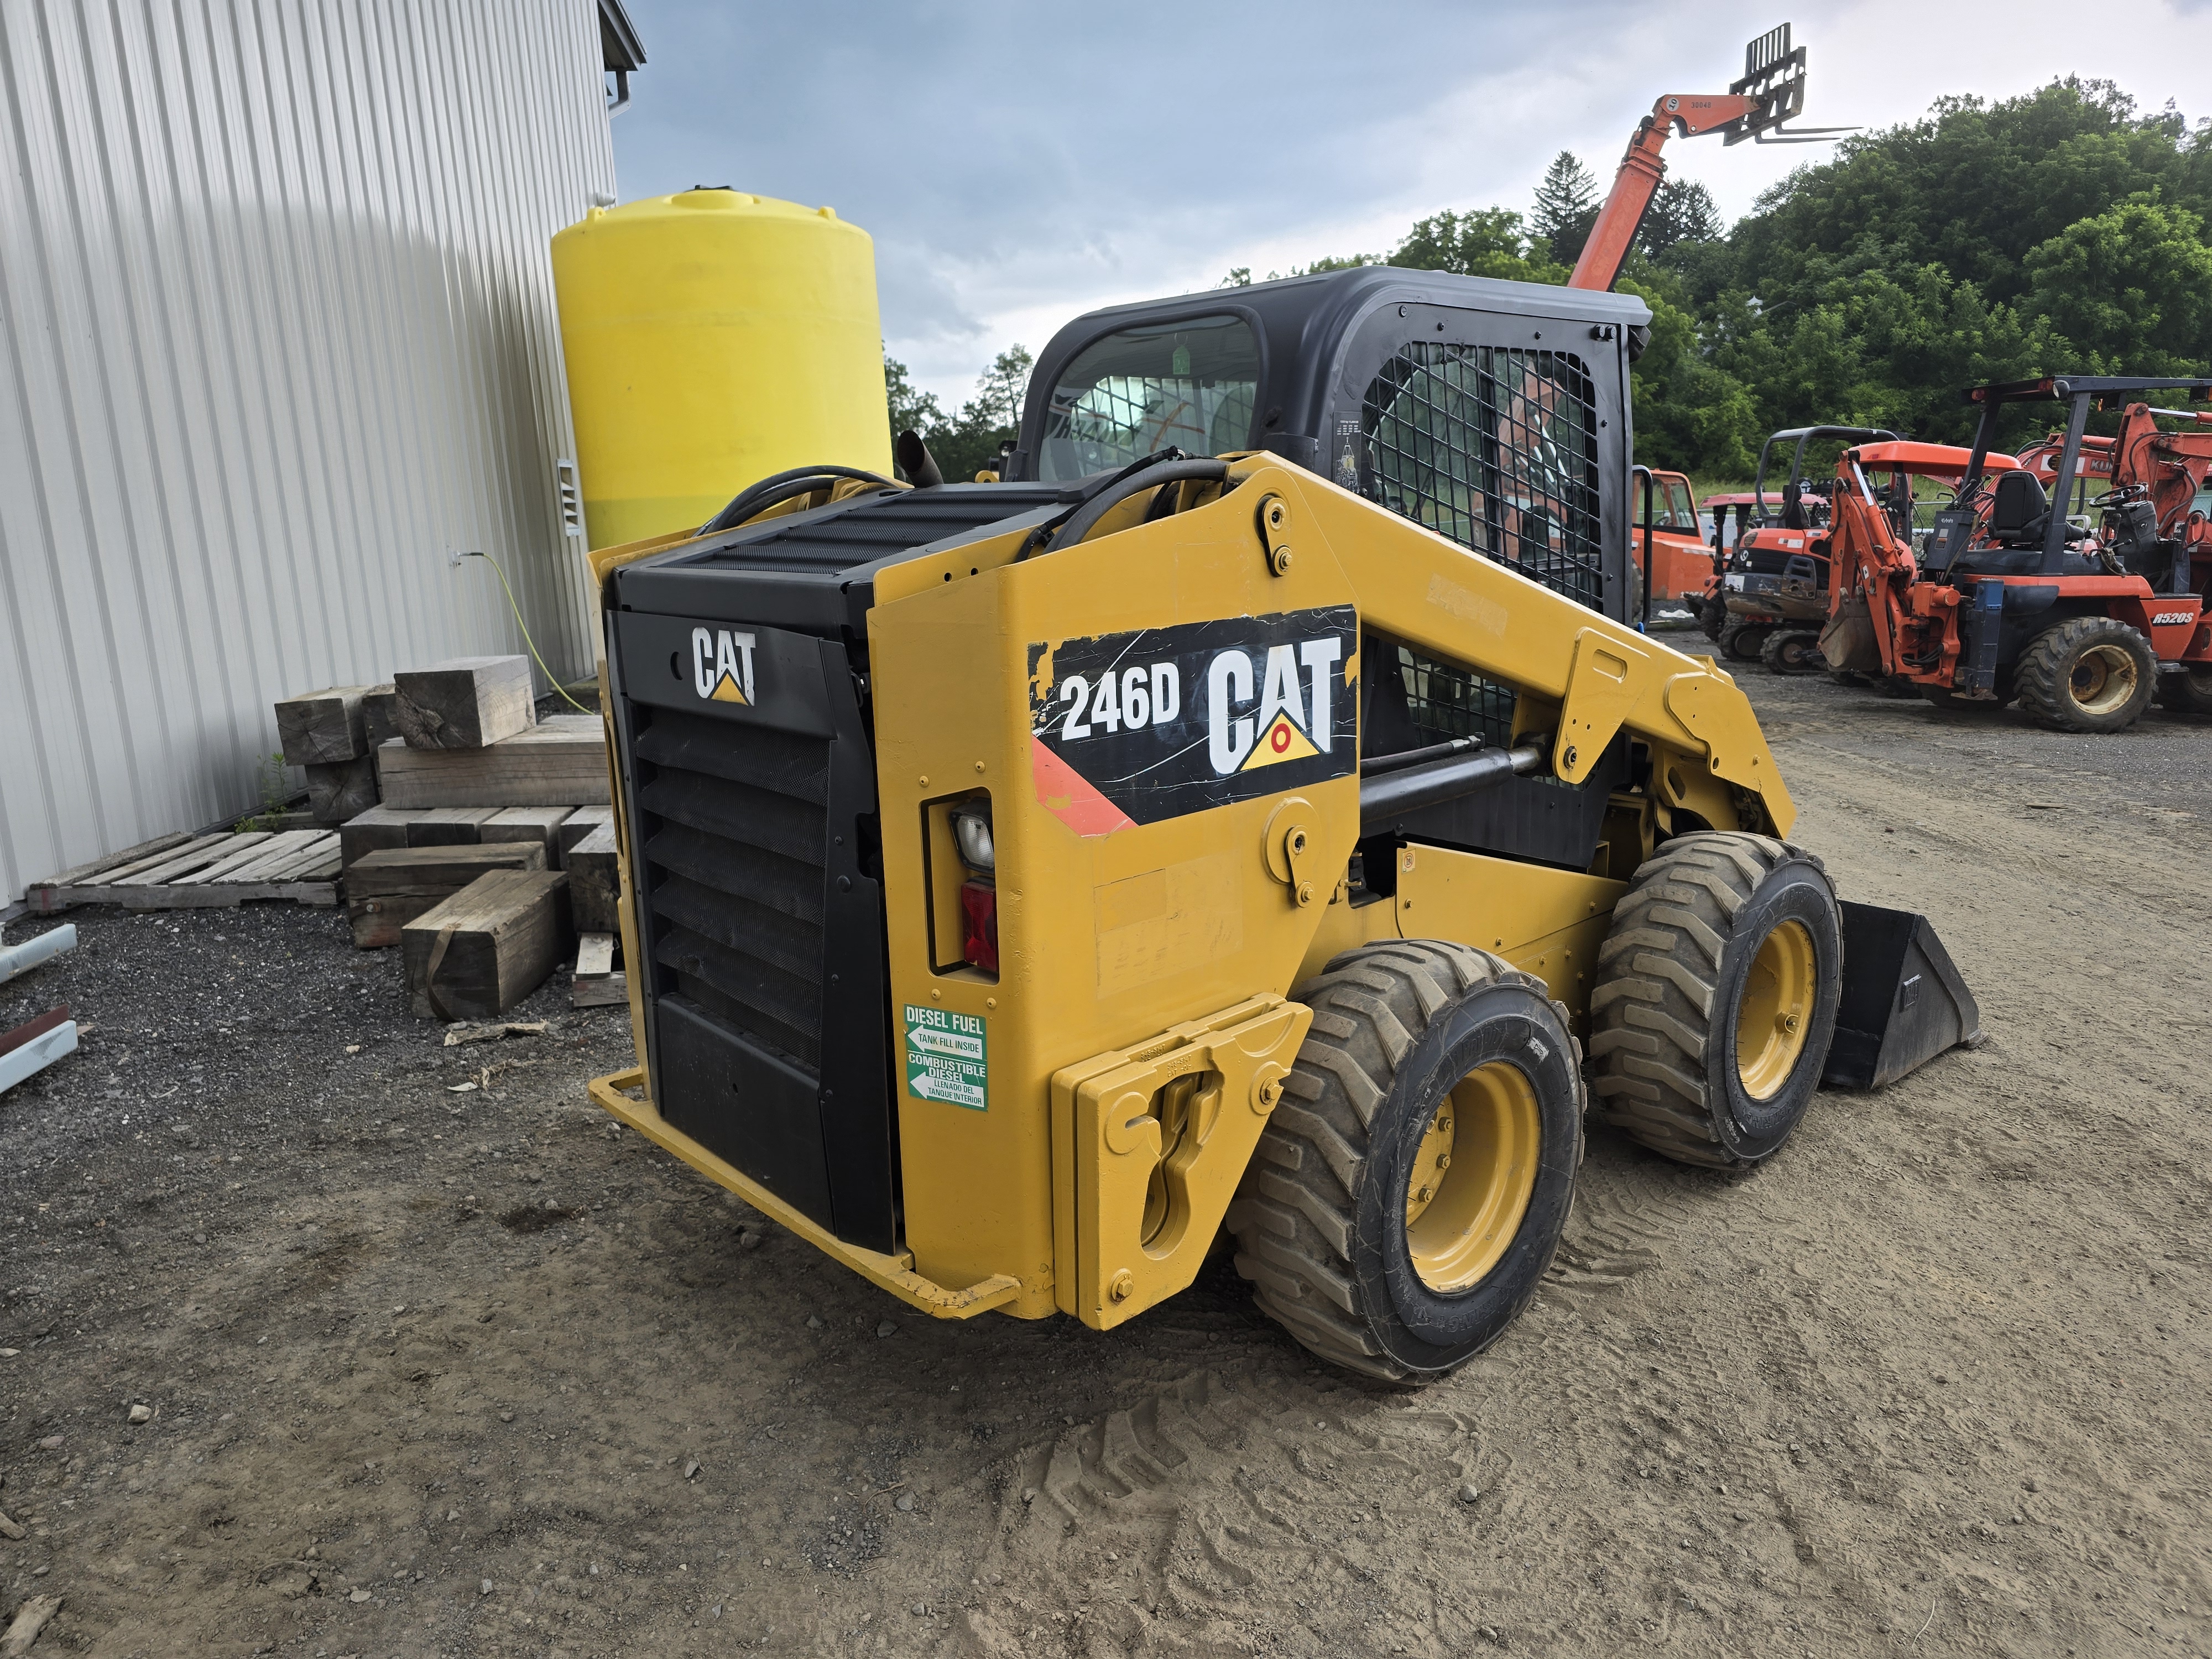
[480, 806, 572, 865]
[305, 757, 378, 823]
[374, 716, 609, 808]
[403, 870, 571, 1020]
[274, 684, 377, 764]
[346, 842, 546, 948]
[554, 804, 613, 868]
[337, 805, 421, 867]
[361, 684, 403, 747]
[565, 821, 622, 935]
[390, 655, 535, 749]
[406, 806, 500, 847]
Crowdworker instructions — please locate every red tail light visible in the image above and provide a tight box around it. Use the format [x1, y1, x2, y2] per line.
[959, 880, 999, 973]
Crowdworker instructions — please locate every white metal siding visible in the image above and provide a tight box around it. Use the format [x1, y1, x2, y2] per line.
[0, 0, 614, 899]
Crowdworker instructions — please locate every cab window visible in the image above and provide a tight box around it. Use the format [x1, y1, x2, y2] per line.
[1660, 478, 1699, 530]
[1039, 315, 1260, 479]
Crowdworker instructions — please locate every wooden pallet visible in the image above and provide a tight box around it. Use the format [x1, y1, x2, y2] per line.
[27, 829, 343, 914]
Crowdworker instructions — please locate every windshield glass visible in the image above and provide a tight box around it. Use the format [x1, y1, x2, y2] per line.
[1039, 314, 1259, 479]
[1657, 478, 1698, 530]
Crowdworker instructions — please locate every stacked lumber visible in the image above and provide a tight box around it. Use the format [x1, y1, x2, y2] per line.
[375, 714, 609, 809]
[337, 805, 585, 868]
[274, 684, 384, 825]
[27, 831, 341, 914]
[571, 931, 627, 1009]
[404, 869, 571, 1020]
[389, 656, 536, 749]
[345, 843, 545, 948]
[565, 821, 623, 936]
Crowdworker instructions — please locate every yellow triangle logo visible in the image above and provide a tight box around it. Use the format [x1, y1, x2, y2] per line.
[709, 671, 749, 706]
[1240, 712, 1320, 771]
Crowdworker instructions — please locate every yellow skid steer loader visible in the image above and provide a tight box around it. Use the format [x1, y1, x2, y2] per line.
[582, 269, 1976, 1381]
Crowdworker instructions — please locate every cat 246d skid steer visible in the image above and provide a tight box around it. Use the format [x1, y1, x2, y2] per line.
[583, 267, 1977, 1383]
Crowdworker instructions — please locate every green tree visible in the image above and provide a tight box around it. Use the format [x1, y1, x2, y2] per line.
[1641, 178, 1721, 259]
[883, 352, 945, 444]
[1390, 208, 1562, 281]
[1530, 150, 1601, 265]
[2025, 194, 2212, 373]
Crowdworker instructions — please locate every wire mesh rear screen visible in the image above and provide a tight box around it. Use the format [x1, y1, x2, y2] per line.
[1355, 344, 1604, 611]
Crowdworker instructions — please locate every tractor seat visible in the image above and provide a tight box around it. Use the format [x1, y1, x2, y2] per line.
[1988, 472, 2049, 548]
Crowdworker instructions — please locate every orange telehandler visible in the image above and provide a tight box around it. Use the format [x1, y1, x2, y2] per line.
[1569, 23, 1850, 294]
[1815, 377, 2212, 729]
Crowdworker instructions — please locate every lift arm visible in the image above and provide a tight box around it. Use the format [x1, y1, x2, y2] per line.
[1569, 23, 1852, 293]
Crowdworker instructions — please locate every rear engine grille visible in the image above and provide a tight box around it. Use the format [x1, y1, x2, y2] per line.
[634, 707, 827, 1073]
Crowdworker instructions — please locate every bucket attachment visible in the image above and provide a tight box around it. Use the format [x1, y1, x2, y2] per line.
[1820, 901, 1982, 1090]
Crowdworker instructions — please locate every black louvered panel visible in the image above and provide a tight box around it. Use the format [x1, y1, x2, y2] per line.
[632, 700, 833, 1080]
[646, 822, 821, 928]
[657, 919, 821, 1069]
[639, 765, 824, 866]
[635, 708, 828, 802]
[649, 870, 822, 990]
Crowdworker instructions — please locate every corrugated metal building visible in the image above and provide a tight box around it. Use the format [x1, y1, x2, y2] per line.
[0, 0, 642, 901]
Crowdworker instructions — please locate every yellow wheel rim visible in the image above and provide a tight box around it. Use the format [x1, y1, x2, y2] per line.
[2071, 643, 2138, 717]
[1736, 919, 1817, 1099]
[1404, 1062, 1540, 1294]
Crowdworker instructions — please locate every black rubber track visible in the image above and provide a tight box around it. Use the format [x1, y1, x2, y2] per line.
[1225, 940, 1582, 1383]
[1587, 832, 1839, 1170]
[1761, 628, 1823, 675]
[2013, 615, 2158, 732]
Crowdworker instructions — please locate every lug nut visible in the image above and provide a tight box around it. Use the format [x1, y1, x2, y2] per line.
[1436, 1152, 1451, 1170]
[1108, 1270, 1134, 1302]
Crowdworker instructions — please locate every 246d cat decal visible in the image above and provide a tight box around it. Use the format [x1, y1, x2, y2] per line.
[1027, 607, 1358, 833]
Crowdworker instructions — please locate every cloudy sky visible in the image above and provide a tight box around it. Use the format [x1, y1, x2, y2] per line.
[608, 0, 2212, 408]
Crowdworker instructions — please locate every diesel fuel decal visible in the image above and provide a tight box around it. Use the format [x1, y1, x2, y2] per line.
[690, 625, 756, 706]
[1027, 607, 1358, 830]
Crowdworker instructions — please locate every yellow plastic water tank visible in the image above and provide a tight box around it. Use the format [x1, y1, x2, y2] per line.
[552, 189, 893, 549]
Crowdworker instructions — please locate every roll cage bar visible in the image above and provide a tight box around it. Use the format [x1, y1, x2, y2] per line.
[1751, 425, 1897, 529]
[1955, 377, 2212, 578]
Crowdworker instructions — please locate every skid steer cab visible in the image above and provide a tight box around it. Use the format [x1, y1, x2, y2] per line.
[583, 268, 1979, 1383]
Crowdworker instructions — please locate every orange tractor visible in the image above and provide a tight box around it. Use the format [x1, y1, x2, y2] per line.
[1816, 376, 2212, 729]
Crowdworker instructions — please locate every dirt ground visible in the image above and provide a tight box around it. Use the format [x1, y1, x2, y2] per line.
[3, 667, 2209, 1659]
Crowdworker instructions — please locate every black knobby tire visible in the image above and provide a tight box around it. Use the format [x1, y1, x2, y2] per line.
[1719, 623, 1771, 663]
[1226, 941, 1584, 1384]
[1698, 592, 1729, 640]
[2015, 616, 2157, 732]
[2158, 664, 2212, 714]
[1587, 833, 1842, 1170]
[1761, 629, 1823, 676]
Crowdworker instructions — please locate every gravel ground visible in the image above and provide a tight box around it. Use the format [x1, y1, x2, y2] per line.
[2, 669, 2209, 1659]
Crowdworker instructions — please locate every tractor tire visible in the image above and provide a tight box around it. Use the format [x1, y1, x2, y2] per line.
[2158, 663, 2212, 714]
[1719, 622, 1771, 663]
[2015, 617, 2157, 733]
[1698, 592, 1729, 641]
[1761, 629, 1824, 676]
[1227, 941, 1584, 1384]
[1587, 833, 1842, 1171]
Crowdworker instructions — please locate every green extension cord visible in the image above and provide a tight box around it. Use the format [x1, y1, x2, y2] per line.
[462, 549, 594, 715]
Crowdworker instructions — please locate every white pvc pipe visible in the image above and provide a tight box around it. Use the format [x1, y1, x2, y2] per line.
[0, 924, 76, 985]
[0, 1020, 77, 1093]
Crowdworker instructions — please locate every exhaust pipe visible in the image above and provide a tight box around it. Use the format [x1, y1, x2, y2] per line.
[1821, 901, 1983, 1089]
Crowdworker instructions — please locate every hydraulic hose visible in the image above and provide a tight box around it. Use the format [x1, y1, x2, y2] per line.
[1047, 457, 1230, 553]
[700, 465, 900, 536]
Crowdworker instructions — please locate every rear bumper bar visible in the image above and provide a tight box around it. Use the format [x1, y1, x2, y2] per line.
[587, 1069, 1023, 1319]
